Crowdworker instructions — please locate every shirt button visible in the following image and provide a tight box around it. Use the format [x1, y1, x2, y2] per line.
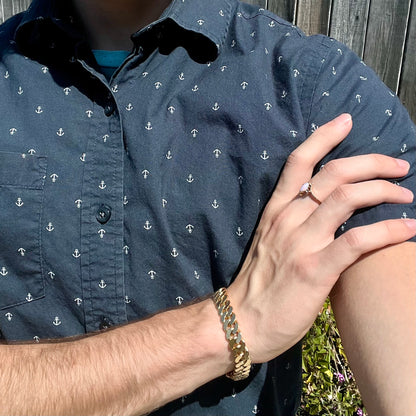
[96, 204, 112, 224]
[99, 317, 113, 330]
[104, 103, 115, 117]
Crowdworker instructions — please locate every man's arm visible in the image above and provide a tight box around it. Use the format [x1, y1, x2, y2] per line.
[1, 298, 230, 416]
[331, 242, 416, 416]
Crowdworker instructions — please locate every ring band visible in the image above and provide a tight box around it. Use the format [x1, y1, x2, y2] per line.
[299, 182, 321, 205]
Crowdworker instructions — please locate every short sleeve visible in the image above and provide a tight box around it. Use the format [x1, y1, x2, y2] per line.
[306, 36, 416, 242]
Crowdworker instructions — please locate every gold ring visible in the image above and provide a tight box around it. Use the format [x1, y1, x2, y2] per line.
[299, 182, 321, 205]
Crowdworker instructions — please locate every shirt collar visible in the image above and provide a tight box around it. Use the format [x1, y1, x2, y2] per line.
[14, 0, 236, 63]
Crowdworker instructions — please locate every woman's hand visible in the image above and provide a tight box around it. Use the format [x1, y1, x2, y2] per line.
[228, 113, 415, 363]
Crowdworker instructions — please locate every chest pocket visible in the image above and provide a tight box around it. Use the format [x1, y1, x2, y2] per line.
[0, 152, 47, 310]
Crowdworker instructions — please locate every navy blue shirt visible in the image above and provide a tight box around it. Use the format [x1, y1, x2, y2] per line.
[0, 0, 415, 414]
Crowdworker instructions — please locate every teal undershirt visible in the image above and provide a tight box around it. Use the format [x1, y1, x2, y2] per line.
[92, 50, 130, 80]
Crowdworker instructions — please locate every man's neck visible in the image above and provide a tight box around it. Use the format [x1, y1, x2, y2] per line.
[72, 0, 172, 50]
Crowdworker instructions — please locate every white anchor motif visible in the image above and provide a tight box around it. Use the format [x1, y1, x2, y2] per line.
[48, 271, 56, 280]
[311, 123, 319, 132]
[166, 150, 173, 160]
[4, 71, 9, 78]
[213, 149, 222, 158]
[63, 87, 71, 95]
[186, 224, 194, 234]
[360, 76, 367, 81]
[401, 144, 407, 153]
[269, 21, 276, 27]
[18, 248, 26, 256]
[123, 196, 128, 205]
[99, 280, 107, 289]
[332, 66, 337, 75]
[126, 103, 134, 111]
[322, 91, 329, 97]
[385, 109, 392, 117]
[75, 199, 82, 208]
[219, 9, 225, 16]
[142, 72, 148, 77]
[212, 200, 219, 209]
[124, 296, 131, 304]
[194, 271, 200, 280]
[402, 212, 408, 219]
[9, 127, 17, 135]
[15, 197, 24, 207]
[236, 227, 244, 237]
[212, 102, 220, 111]
[56, 128, 65, 137]
[337, 48, 343, 55]
[80, 153, 86, 162]
[340, 222, 347, 232]
[252, 405, 259, 414]
[35, 106, 43, 114]
[231, 40, 236, 47]
[236, 124, 244, 134]
[278, 55, 283, 63]
[356, 94, 361, 103]
[168, 106, 175, 114]
[53, 317, 62, 326]
[74, 298, 82, 306]
[142, 169, 150, 179]
[231, 388, 237, 398]
[176, 296, 184, 305]
[372, 136, 380, 142]
[5, 313, 13, 321]
[162, 199, 168, 208]
[241, 81, 248, 90]
[72, 249, 81, 258]
[154, 81, 162, 89]
[220, 66, 227, 72]
[50, 173, 58, 183]
[238, 176, 244, 185]
[99, 180, 107, 190]
[290, 130, 298, 137]
[281, 90, 288, 98]
[187, 174, 194, 183]
[179, 72, 185, 80]
[123, 245, 129, 255]
[148, 270, 157, 280]
[261, 150, 270, 160]
[264, 102, 272, 111]
[293, 69, 300, 77]
[0, 267, 8, 277]
[26, 293, 33, 302]
[46, 222, 54, 232]
[192, 85, 199, 92]
[98, 229, 106, 239]
[197, 19, 205, 26]
[191, 129, 198, 138]
[144, 221, 152, 230]
[145, 122, 153, 130]
[33, 336, 40, 343]
[41, 66, 49, 74]
[213, 250, 219, 258]
[27, 149, 36, 155]
[250, 31, 256, 37]
[112, 85, 119, 93]
[86, 110, 93, 118]
[171, 248, 179, 258]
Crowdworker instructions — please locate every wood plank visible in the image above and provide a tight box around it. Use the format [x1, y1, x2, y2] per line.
[267, 0, 297, 23]
[242, 0, 267, 8]
[398, 0, 416, 122]
[329, 0, 370, 58]
[363, 0, 411, 93]
[0, 0, 30, 22]
[295, 0, 332, 35]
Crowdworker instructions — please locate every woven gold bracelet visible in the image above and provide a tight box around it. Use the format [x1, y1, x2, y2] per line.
[213, 287, 252, 381]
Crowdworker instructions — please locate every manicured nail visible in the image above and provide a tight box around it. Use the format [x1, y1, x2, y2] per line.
[336, 113, 352, 125]
[404, 219, 416, 232]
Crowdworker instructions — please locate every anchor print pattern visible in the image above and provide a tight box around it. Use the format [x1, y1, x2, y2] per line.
[0, 1, 414, 413]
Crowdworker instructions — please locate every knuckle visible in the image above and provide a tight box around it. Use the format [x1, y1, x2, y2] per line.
[286, 149, 309, 169]
[331, 184, 353, 204]
[321, 159, 342, 178]
[343, 228, 362, 250]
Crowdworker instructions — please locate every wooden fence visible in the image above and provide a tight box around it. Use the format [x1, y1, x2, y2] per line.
[1, 0, 415, 122]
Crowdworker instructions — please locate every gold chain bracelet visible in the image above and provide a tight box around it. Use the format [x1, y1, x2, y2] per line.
[213, 288, 252, 381]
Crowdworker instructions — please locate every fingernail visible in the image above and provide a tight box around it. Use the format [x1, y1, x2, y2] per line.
[404, 219, 416, 232]
[396, 158, 410, 170]
[336, 113, 352, 125]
